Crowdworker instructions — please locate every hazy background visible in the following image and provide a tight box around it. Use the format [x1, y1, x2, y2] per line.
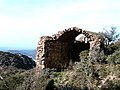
[0, 0, 120, 50]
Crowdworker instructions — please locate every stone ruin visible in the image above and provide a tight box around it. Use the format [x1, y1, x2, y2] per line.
[36, 27, 104, 71]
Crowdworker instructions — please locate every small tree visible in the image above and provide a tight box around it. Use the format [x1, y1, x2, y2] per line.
[102, 26, 119, 46]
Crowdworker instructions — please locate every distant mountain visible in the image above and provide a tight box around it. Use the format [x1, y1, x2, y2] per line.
[0, 47, 11, 51]
[0, 51, 36, 70]
[7, 49, 37, 61]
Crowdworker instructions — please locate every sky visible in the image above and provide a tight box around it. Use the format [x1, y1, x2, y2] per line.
[0, 0, 120, 50]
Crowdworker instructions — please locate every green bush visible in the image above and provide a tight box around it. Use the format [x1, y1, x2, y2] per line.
[107, 50, 120, 64]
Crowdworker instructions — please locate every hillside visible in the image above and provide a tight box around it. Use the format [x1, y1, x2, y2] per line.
[0, 51, 36, 90]
[0, 51, 36, 70]
[32, 39, 120, 90]
[7, 49, 37, 60]
[0, 36, 120, 89]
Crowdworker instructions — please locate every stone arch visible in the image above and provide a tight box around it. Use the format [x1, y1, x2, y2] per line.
[36, 27, 93, 70]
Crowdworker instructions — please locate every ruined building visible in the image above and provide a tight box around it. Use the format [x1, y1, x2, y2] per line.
[36, 27, 104, 71]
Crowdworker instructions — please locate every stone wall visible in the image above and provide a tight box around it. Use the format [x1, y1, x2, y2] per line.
[36, 27, 104, 72]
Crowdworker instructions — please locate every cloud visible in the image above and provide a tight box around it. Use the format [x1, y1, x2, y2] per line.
[0, 0, 120, 48]
[1, 0, 120, 32]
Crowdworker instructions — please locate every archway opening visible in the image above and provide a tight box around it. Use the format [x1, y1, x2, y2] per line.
[70, 34, 90, 62]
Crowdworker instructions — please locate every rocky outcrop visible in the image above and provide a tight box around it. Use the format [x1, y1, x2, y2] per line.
[36, 27, 104, 72]
[0, 51, 36, 70]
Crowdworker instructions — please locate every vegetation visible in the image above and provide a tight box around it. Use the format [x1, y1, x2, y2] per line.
[0, 51, 36, 69]
[0, 28, 120, 90]
[102, 26, 119, 45]
[0, 51, 36, 90]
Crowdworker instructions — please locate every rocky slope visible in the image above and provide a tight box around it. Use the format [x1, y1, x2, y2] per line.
[0, 51, 36, 70]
